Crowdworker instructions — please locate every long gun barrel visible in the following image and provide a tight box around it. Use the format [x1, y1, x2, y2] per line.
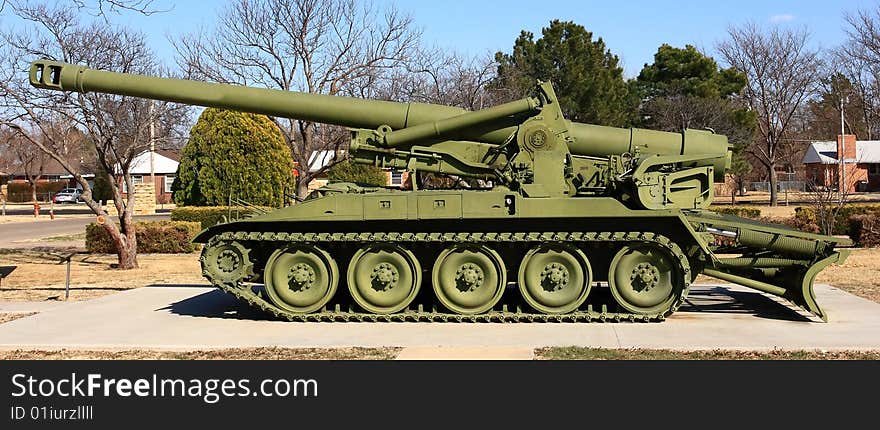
[28, 61, 849, 325]
[30, 60, 729, 167]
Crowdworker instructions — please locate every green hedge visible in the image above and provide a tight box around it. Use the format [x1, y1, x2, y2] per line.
[794, 204, 880, 235]
[171, 206, 272, 230]
[709, 205, 762, 219]
[86, 221, 202, 254]
[5, 182, 68, 202]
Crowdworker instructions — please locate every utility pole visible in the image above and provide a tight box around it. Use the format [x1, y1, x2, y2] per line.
[839, 97, 846, 204]
[149, 100, 157, 205]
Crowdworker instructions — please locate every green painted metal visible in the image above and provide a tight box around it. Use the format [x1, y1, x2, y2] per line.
[200, 241, 254, 285]
[28, 59, 852, 322]
[608, 244, 685, 315]
[517, 245, 592, 314]
[263, 245, 338, 314]
[432, 245, 506, 315]
[347, 244, 421, 314]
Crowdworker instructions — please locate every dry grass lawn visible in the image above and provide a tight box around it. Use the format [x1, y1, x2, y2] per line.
[537, 347, 880, 360]
[0, 213, 93, 225]
[815, 248, 880, 303]
[0, 347, 400, 360]
[4, 346, 875, 360]
[0, 312, 36, 324]
[719, 191, 880, 205]
[0, 250, 204, 301]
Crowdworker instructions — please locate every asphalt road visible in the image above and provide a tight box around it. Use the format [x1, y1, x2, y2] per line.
[0, 214, 170, 248]
[1, 203, 173, 216]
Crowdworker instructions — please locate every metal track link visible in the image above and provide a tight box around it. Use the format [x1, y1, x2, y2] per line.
[202, 231, 692, 323]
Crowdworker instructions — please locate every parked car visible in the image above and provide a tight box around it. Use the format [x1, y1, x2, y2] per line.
[52, 188, 83, 204]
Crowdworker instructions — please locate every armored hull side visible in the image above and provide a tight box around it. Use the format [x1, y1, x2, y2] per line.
[198, 186, 845, 322]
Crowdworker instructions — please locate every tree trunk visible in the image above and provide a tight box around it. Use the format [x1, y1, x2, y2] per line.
[116, 240, 139, 269]
[296, 172, 313, 200]
[730, 177, 736, 204]
[105, 222, 139, 269]
[80, 188, 139, 270]
[30, 181, 39, 217]
[768, 167, 778, 207]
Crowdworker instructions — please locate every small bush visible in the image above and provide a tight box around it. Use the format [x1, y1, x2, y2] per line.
[86, 221, 202, 254]
[327, 160, 387, 186]
[173, 108, 295, 207]
[795, 204, 880, 235]
[710, 205, 761, 219]
[848, 214, 880, 247]
[5, 182, 68, 202]
[757, 216, 798, 229]
[170, 206, 271, 230]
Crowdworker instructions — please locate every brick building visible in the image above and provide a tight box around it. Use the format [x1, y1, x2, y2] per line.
[121, 150, 180, 204]
[802, 135, 880, 192]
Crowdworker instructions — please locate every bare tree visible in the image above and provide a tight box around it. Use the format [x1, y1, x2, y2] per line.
[0, 0, 167, 16]
[0, 3, 188, 268]
[360, 48, 499, 109]
[173, 0, 421, 199]
[804, 154, 865, 236]
[347, 48, 500, 190]
[5, 129, 50, 205]
[717, 23, 822, 206]
[838, 7, 880, 140]
[843, 6, 880, 63]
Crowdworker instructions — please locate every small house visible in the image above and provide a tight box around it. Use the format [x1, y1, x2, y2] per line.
[802, 135, 880, 192]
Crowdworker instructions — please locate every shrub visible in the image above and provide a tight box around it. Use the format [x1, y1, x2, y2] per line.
[327, 160, 387, 186]
[757, 216, 799, 229]
[173, 108, 295, 207]
[171, 206, 271, 230]
[86, 221, 202, 254]
[848, 214, 880, 247]
[5, 181, 68, 202]
[91, 170, 114, 204]
[709, 205, 761, 219]
[794, 204, 880, 235]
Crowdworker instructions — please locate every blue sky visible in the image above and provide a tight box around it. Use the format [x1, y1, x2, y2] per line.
[25, 0, 880, 77]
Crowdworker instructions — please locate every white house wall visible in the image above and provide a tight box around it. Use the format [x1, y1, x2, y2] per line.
[128, 152, 179, 175]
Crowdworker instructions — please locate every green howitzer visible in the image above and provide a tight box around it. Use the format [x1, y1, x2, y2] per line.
[30, 60, 728, 207]
[29, 60, 848, 322]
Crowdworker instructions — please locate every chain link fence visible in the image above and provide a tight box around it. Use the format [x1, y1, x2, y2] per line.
[748, 181, 807, 193]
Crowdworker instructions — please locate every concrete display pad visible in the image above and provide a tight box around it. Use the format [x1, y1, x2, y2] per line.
[0, 283, 879, 352]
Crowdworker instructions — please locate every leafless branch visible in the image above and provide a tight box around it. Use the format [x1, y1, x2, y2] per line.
[173, 0, 421, 198]
[717, 23, 822, 206]
[0, 3, 189, 268]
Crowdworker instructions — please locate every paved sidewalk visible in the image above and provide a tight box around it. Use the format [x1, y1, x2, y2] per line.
[0, 301, 70, 313]
[0, 283, 878, 353]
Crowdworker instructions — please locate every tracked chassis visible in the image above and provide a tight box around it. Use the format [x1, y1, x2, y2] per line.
[197, 187, 848, 323]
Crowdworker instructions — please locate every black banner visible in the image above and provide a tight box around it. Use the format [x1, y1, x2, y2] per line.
[2, 360, 877, 428]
